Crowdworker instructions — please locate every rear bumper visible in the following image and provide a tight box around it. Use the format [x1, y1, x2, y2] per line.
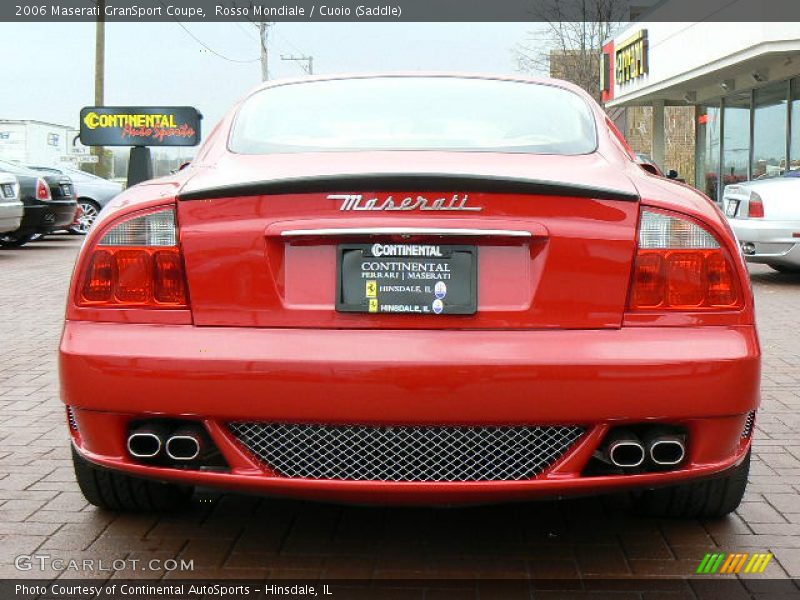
[19, 201, 78, 234]
[0, 200, 24, 233]
[61, 322, 760, 504]
[730, 218, 800, 267]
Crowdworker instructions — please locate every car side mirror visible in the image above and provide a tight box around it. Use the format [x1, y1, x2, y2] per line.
[667, 169, 679, 179]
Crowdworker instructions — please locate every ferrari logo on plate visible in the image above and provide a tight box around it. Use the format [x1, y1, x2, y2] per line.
[366, 280, 377, 298]
[368, 298, 378, 313]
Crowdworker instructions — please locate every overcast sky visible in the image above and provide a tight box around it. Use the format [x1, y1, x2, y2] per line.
[0, 22, 542, 142]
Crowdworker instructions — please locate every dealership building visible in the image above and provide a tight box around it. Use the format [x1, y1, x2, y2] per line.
[603, 12, 800, 201]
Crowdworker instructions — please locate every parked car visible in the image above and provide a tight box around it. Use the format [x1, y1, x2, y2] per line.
[0, 173, 24, 234]
[27, 165, 123, 234]
[62, 74, 758, 517]
[635, 153, 665, 177]
[723, 171, 800, 273]
[0, 160, 77, 247]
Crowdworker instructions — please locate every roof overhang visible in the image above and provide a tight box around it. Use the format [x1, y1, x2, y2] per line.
[607, 40, 800, 107]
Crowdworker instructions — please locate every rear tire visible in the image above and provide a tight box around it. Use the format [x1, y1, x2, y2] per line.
[72, 446, 193, 511]
[0, 231, 35, 248]
[768, 264, 800, 274]
[636, 450, 750, 518]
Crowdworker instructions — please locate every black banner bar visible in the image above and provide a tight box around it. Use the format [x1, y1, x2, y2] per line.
[3, 0, 800, 22]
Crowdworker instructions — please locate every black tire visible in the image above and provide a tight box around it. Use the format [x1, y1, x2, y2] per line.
[0, 231, 35, 248]
[768, 264, 800, 274]
[72, 446, 193, 512]
[636, 451, 750, 518]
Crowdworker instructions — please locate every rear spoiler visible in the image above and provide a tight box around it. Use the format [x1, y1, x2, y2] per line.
[177, 173, 640, 202]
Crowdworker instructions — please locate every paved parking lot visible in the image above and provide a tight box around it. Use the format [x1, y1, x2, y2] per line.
[1, 236, 799, 597]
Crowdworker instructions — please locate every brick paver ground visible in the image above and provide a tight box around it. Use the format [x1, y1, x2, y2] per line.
[1, 236, 799, 597]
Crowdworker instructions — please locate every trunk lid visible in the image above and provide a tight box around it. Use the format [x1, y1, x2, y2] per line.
[177, 152, 640, 330]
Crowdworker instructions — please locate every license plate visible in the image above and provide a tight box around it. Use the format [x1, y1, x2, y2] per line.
[725, 200, 739, 217]
[337, 243, 477, 315]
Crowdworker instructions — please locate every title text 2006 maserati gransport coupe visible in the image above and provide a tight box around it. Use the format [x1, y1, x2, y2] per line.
[61, 75, 759, 516]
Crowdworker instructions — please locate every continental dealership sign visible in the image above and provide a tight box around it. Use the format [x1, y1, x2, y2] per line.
[79, 107, 201, 146]
[615, 30, 648, 85]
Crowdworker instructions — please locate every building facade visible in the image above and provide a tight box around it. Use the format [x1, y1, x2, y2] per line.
[603, 16, 800, 201]
[0, 119, 85, 166]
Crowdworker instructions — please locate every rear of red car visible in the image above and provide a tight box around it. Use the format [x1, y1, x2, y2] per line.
[60, 75, 758, 515]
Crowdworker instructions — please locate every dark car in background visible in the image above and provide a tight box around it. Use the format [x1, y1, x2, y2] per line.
[27, 165, 123, 234]
[0, 159, 78, 247]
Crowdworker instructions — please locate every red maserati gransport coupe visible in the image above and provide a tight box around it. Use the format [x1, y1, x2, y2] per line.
[61, 74, 759, 516]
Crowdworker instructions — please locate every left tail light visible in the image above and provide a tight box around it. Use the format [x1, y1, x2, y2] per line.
[628, 208, 743, 311]
[748, 192, 765, 218]
[77, 207, 188, 308]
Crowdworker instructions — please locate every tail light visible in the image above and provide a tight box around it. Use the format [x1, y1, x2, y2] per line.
[77, 207, 188, 308]
[36, 178, 51, 200]
[628, 209, 742, 311]
[748, 192, 765, 218]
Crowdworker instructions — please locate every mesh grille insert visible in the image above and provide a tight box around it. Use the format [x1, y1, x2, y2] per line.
[66, 406, 79, 432]
[228, 422, 585, 481]
[742, 411, 756, 439]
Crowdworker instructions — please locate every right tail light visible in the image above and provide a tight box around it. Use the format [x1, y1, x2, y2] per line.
[36, 178, 51, 201]
[628, 208, 743, 311]
[77, 206, 188, 308]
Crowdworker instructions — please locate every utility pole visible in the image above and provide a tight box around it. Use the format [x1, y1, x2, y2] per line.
[93, 0, 106, 177]
[258, 21, 270, 81]
[281, 54, 314, 75]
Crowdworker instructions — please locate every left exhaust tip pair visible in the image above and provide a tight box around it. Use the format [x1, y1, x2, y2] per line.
[127, 423, 204, 462]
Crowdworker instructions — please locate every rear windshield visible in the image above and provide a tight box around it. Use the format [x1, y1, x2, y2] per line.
[230, 77, 597, 155]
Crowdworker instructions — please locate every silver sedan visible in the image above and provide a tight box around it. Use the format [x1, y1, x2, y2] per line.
[723, 173, 800, 273]
[0, 173, 23, 234]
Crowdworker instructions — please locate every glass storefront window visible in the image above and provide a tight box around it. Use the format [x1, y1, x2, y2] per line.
[721, 92, 751, 189]
[790, 78, 800, 172]
[696, 105, 721, 199]
[752, 82, 788, 179]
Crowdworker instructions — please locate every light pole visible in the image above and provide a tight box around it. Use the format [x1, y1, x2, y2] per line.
[93, 0, 106, 177]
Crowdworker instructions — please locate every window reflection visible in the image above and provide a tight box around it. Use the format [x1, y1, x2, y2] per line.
[790, 78, 800, 172]
[696, 105, 721, 199]
[722, 92, 751, 188]
[753, 83, 788, 179]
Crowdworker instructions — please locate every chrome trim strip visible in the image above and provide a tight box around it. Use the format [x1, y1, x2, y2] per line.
[280, 227, 533, 238]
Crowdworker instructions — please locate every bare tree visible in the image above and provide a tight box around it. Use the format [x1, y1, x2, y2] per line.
[515, 0, 629, 101]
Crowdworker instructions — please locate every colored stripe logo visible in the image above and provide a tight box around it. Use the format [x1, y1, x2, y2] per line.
[696, 552, 773, 574]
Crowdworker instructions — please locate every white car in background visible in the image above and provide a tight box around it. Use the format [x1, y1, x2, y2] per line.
[0, 173, 24, 234]
[723, 172, 800, 273]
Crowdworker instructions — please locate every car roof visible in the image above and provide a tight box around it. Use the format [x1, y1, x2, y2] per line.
[241, 72, 595, 103]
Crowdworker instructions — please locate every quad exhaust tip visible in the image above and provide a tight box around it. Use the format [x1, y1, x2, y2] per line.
[165, 430, 202, 461]
[649, 437, 686, 466]
[127, 431, 163, 459]
[607, 435, 646, 468]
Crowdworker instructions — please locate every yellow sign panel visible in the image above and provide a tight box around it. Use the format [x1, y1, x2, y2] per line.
[616, 30, 648, 85]
[368, 298, 378, 313]
[366, 280, 377, 298]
